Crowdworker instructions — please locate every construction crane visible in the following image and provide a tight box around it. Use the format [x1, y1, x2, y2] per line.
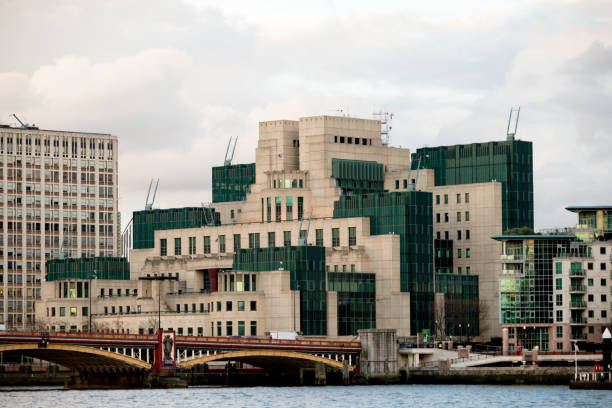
[145, 179, 159, 211]
[298, 211, 313, 246]
[11, 114, 28, 129]
[224, 136, 238, 166]
[507, 106, 520, 141]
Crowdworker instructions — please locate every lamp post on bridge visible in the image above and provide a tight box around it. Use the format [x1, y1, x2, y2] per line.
[89, 269, 97, 333]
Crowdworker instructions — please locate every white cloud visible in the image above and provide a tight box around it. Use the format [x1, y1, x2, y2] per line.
[0, 0, 611, 229]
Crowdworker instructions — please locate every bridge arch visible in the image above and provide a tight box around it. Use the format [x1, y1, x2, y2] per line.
[0, 343, 152, 371]
[179, 350, 351, 371]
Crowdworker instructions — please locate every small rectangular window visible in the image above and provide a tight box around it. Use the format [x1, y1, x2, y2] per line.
[348, 227, 356, 246]
[332, 228, 340, 247]
[444, 194, 448, 204]
[465, 193, 469, 203]
[160, 239, 167, 256]
[315, 229, 323, 246]
[284, 231, 291, 247]
[436, 195, 440, 205]
[268, 231, 275, 248]
[456, 193, 461, 203]
[174, 237, 181, 255]
[203, 236, 211, 254]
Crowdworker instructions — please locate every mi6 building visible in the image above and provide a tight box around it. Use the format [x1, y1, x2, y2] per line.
[35, 115, 533, 340]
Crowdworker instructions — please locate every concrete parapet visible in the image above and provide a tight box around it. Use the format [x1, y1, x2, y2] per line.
[438, 359, 452, 372]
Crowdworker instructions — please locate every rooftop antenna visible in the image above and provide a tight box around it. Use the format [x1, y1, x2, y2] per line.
[506, 106, 520, 141]
[224, 136, 238, 166]
[373, 111, 394, 145]
[407, 153, 429, 192]
[11, 114, 28, 129]
[145, 179, 159, 210]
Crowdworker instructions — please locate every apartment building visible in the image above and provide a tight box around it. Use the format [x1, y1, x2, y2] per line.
[499, 207, 612, 353]
[0, 124, 118, 328]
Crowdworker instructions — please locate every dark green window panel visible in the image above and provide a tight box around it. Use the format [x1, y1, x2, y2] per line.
[133, 207, 220, 249]
[329, 272, 376, 336]
[46, 257, 130, 281]
[212, 163, 256, 203]
[331, 158, 385, 194]
[333, 191, 433, 335]
[411, 140, 533, 231]
[233, 246, 327, 336]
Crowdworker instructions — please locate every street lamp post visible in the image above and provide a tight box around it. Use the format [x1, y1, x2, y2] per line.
[459, 323, 462, 344]
[88, 270, 97, 332]
[467, 323, 470, 344]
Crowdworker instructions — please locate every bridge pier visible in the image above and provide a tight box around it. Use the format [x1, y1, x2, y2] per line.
[314, 363, 326, 385]
[67, 368, 152, 389]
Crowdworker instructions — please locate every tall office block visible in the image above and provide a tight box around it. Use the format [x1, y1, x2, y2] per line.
[0, 124, 118, 328]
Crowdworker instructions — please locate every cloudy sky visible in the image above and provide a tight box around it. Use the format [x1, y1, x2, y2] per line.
[1, 0, 611, 230]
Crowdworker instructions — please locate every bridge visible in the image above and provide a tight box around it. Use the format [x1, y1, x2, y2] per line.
[0, 330, 361, 387]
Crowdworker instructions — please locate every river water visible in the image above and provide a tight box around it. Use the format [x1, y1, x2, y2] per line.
[1, 384, 611, 407]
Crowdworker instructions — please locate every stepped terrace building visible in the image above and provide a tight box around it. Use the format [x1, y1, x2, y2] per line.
[498, 207, 612, 353]
[35, 115, 531, 339]
[0, 124, 118, 329]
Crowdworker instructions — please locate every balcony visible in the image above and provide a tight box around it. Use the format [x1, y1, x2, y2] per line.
[570, 317, 587, 325]
[569, 269, 586, 277]
[570, 301, 587, 309]
[569, 284, 586, 293]
[571, 333, 587, 340]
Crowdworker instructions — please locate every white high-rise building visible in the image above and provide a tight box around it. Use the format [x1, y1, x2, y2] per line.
[0, 124, 118, 328]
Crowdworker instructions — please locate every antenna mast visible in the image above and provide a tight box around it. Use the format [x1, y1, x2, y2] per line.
[224, 136, 238, 166]
[506, 106, 520, 141]
[145, 179, 159, 210]
[373, 111, 394, 145]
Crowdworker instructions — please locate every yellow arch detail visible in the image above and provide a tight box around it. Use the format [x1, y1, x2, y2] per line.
[0, 343, 152, 370]
[179, 349, 351, 371]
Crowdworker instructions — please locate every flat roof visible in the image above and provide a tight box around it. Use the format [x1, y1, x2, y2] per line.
[492, 234, 576, 241]
[566, 206, 612, 212]
[0, 125, 112, 137]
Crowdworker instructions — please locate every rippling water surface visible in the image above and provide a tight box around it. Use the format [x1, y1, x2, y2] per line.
[1, 385, 611, 408]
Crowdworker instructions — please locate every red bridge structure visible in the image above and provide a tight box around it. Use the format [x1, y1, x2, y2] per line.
[0, 330, 361, 387]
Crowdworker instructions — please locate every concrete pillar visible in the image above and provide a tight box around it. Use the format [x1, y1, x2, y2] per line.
[342, 359, 350, 385]
[314, 363, 326, 386]
[502, 327, 509, 356]
[358, 329, 398, 377]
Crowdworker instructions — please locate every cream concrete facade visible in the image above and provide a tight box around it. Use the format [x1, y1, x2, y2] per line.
[1, 126, 118, 329]
[35, 115, 512, 340]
